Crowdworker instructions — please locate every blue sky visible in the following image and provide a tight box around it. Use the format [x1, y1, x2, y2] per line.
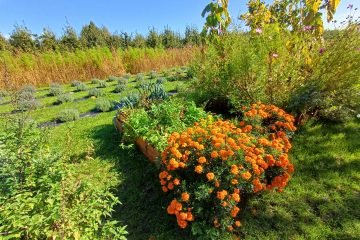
[0, 0, 358, 38]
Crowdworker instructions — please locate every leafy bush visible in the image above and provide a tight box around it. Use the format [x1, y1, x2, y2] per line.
[75, 82, 87, 92]
[148, 83, 168, 101]
[57, 109, 80, 122]
[157, 77, 166, 84]
[117, 77, 127, 85]
[119, 93, 139, 108]
[71, 80, 81, 87]
[97, 80, 108, 88]
[136, 73, 145, 82]
[91, 78, 101, 84]
[108, 76, 119, 82]
[49, 83, 64, 96]
[159, 103, 296, 237]
[149, 70, 158, 79]
[96, 98, 114, 112]
[56, 93, 73, 104]
[16, 90, 41, 111]
[88, 88, 104, 97]
[0, 89, 8, 97]
[288, 24, 360, 122]
[122, 99, 207, 152]
[0, 120, 127, 239]
[21, 85, 36, 94]
[123, 73, 131, 79]
[113, 84, 126, 93]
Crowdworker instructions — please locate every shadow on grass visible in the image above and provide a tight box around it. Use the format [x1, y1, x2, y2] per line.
[240, 121, 360, 239]
[89, 123, 193, 240]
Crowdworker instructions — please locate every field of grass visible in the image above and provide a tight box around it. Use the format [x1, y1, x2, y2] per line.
[0, 68, 359, 240]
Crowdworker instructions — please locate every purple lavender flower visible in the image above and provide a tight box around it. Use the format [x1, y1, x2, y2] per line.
[255, 28, 262, 34]
[347, 4, 353, 9]
[272, 53, 279, 58]
[319, 48, 326, 55]
[303, 25, 313, 31]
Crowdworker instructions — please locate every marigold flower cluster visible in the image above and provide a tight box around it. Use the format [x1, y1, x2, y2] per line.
[159, 104, 296, 232]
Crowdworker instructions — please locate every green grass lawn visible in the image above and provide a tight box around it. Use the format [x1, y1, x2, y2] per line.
[1, 72, 359, 239]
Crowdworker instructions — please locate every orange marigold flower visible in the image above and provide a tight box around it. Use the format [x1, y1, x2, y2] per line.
[231, 179, 238, 185]
[221, 201, 228, 207]
[195, 165, 203, 174]
[159, 171, 168, 179]
[178, 212, 188, 220]
[227, 226, 234, 232]
[215, 180, 220, 188]
[186, 212, 194, 221]
[235, 220, 241, 227]
[198, 156, 207, 164]
[160, 179, 167, 186]
[206, 172, 215, 181]
[230, 165, 239, 175]
[181, 192, 190, 202]
[177, 219, 188, 229]
[179, 162, 186, 168]
[232, 193, 240, 202]
[168, 182, 174, 190]
[241, 171, 252, 180]
[217, 190, 228, 200]
[231, 206, 240, 217]
[173, 178, 180, 185]
[162, 186, 168, 192]
[211, 151, 219, 158]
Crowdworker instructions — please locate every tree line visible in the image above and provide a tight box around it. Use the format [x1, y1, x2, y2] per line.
[0, 21, 202, 53]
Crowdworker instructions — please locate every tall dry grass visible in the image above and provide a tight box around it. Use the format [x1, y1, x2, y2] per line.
[0, 47, 197, 89]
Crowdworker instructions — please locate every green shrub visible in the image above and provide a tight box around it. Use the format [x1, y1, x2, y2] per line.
[97, 80, 108, 88]
[16, 91, 40, 111]
[75, 82, 87, 92]
[123, 73, 131, 79]
[136, 73, 144, 82]
[117, 77, 127, 85]
[49, 83, 64, 96]
[108, 76, 119, 82]
[57, 109, 80, 122]
[56, 93, 73, 104]
[156, 77, 166, 84]
[96, 98, 114, 112]
[21, 85, 36, 94]
[91, 78, 101, 84]
[71, 80, 81, 87]
[113, 84, 126, 93]
[122, 98, 207, 152]
[0, 89, 8, 97]
[88, 88, 104, 97]
[148, 83, 168, 101]
[119, 93, 139, 108]
[149, 70, 158, 79]
[0, 120, 127, 239]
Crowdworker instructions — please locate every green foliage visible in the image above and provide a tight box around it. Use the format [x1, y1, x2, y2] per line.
[96, 98, 114, 112]
[16, 90, 41, 111]
[56, 93, 73, 104]
[108, 76, 120, 82]
[98, 80, 108, 88]
[113, 84, 126, 93]
[21, 85, 36, 94]
[71, 80, 81, 87]
[136, 73, 144, 82]
[88, 88, 104, 97]
[117, 77, 127, 85]
[122, 98, 207, 152]
[9, 25, 36, 52]
[57, 108, 80, 122]
[75, 82, 87, 92]
[119, 93, 140, 108]
[149, 70, 158, 79]
[49, 83, 64, 96]
[0, 119, 127, 239]
[91, 78, 101, 84]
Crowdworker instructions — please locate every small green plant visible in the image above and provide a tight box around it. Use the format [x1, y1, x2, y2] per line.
[113, 84, 126, 93]
[71, 80, 81, 87]
[49, 83, 63, 96]
[56, 93, 73, 104]
[149, 70, 158, 79]
[88, 88, 104, 98]
[75, 82, 87, 92]
[136, 73, 144, 82]
[157, 78, 166, 84]
[97, 80, 108, 88]
[57, 108, 80, 122]
[117, 77, 127, 85]
[96, 98, 114, 112]
[119, 93, 139, 108]
[107, 76, 119, 82]
[148, 83, 168, 101]
[0, 89, 8, 98]
[21, 85, 36, 94]
[16, 90, 41, 111]
[123, 73, 131, 79]
[91, 78, 101, 84]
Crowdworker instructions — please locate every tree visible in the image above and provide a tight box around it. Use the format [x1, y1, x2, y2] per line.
[161, 27, 182, 48]
[38, 28, 57, 51]
[80, 21, 109, 48]
[9, 25, 36, 52]
[131, 33, 146, 48]
[60, 25, 80, 51]
[183, 25, 201, 46]
[0, 33, 9, 51]
[146, 27, 162, 48]
[106, 32, 122, 49]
